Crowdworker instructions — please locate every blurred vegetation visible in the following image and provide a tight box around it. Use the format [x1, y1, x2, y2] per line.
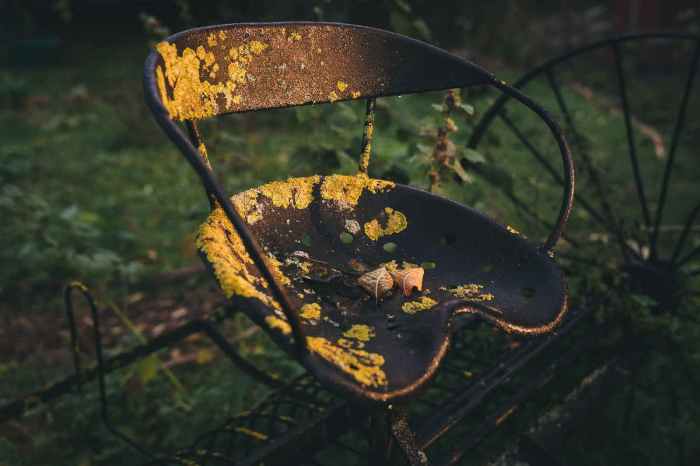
[1, 1, 699, 465]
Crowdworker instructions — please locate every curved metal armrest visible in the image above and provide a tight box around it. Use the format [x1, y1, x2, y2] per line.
[489, 79, 576, 252]
[143, 80, 308, 358]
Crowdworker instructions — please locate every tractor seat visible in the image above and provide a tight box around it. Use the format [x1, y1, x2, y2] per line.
[197, 173, 567, 402]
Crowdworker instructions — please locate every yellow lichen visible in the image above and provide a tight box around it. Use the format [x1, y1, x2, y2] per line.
[307, 336, 387, 388]
[196, 208, 281, 309]
[328, 91, 339, 102]
[381, 260, 399, 273]
[337, 81, 348, 92]
[300, 303, 321, 320]
[351, 91, 361, 99]
[320, 174, 394, 209]
[445, 284, 495, 302]
[232, 189, 264, 224]
[288, 32, 302, 41]
[249, 40, 269, 54]
[266, 253, 291, 286]
[258, 176, 320, 209]
[364, 207, 408, 241]
[265, 315, 291, 335]
[231, 176, 320, 225]
[358, 113, 374, 174]
[155, 38, 268, 120]
[402, 296, 438, 314]
[343, 324, 375, 342]
[228, 61, 247, 84]
[197, 143, 211, 168]
[337, 337, 364, 349]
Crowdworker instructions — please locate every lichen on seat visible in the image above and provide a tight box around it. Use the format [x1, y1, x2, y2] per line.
[196, 173, 567, 401]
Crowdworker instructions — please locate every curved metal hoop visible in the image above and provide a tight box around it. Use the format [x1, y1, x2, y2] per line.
[144, 22, 575, 361]
[470, 32, 700, 272]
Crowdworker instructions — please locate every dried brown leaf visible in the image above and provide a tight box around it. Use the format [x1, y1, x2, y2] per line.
[391, 267, 424, 296]
[358, 267, 394, 299]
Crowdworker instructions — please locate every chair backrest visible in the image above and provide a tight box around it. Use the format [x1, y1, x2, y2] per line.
[144, 22, 495, 121]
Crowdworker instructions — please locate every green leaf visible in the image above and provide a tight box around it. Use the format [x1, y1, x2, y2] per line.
[137, 354, 160, 384]
[448, 159, 473, 183]
[461, 148, 486, 164]
[456, 102, 475, 116]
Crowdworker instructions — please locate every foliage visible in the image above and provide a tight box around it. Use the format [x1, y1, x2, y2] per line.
[2, 2, 700, 465]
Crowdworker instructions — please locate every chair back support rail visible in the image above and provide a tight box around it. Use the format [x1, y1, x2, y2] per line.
[143, 22, 575, 360]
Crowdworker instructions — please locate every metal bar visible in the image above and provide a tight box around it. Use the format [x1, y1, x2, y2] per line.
[0, 307, 282, 424]
[490, 80, 575, 252]
[358, 98, 376, 174]
[650, 40, 700, 260]
[678, 245, 700, 267]
[64, 284, 167, 462]
[417, 307, 590, 450]
[498, 111, 611, 238]
[612, 42, 652, 232]
[436, 320, 600, 466]
[198, 320, 283, 388]
[671, 204, 700, 266]
[545, 68, 629, 260]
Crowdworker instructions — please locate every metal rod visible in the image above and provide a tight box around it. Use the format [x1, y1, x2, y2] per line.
[64, 284, 165, 461]
[358, 98, 376, 174]
[545, 68, 628, 258]
[671, 202, 700, 264]
[650, 40, 700, 260]
[612, 43, 652, 232]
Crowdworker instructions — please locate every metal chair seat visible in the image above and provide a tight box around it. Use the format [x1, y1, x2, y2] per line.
[197, 174, 567, 401]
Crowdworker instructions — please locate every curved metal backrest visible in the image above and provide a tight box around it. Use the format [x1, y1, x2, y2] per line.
[144, 22, 575, 359]
[145, 22, 494, 120]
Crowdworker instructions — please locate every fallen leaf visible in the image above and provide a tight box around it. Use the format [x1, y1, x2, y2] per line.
[358, 267, 394, 299]
[391, 267, 424, 296]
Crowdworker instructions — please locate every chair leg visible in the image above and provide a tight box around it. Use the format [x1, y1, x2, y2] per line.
[390, 407, 429, 466]
[366, 406, 429, 466]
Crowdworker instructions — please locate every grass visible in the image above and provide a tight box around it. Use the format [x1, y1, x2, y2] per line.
[1, 35, 699, 466]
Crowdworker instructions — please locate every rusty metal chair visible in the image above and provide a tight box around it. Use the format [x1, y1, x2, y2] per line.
[138, 22, 574, 465]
